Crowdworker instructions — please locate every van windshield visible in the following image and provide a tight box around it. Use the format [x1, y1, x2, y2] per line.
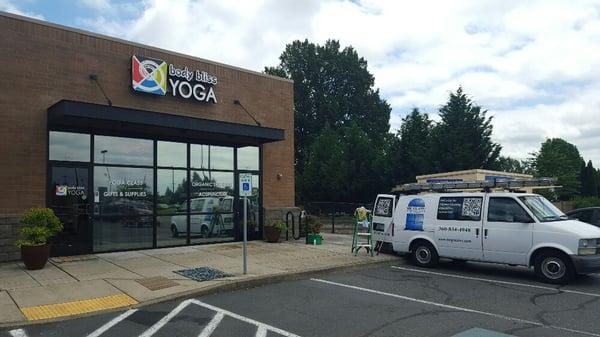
[518, 195, 568, 222]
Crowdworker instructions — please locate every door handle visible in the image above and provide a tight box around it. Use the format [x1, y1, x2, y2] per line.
[475, 228, 479, 237]
[484, 229, 488, 238]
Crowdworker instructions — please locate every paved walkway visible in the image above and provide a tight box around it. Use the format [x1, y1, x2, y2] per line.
[0, 234, 395, 326]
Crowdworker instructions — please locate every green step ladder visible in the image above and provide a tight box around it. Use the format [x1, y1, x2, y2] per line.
[352, 207, 374, 256]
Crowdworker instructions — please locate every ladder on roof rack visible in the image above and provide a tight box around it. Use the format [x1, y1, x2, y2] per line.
[392, 178, 558, 193]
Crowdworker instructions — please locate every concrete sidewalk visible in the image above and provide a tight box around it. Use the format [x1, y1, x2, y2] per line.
[0, 233, 395, 327]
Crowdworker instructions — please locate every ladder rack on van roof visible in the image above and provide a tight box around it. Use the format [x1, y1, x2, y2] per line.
[392, 178, 558, 194]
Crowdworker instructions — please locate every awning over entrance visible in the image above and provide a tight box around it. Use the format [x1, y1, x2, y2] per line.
[48, 100, 285, 145]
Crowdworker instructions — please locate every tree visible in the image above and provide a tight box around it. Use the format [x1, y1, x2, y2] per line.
[532, 138, 583, 200]
[298, 125, 345, 202]
[430, 87, 501, 172]
[493, 156, 527, 174]
[580, 160, 599, 197]
[391, 108, 433, 183]
[265, 39, 391, 174]
[299, 123, 389, 202]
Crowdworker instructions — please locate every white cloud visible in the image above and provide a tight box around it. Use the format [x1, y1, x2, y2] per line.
[0, 0, 43, 19]
[13, 0, 600, 166]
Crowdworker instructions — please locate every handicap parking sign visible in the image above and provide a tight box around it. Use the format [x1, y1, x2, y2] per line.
[239, 174, 252, 196]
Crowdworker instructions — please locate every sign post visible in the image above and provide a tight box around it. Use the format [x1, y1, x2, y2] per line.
[239, 173, 252, 275]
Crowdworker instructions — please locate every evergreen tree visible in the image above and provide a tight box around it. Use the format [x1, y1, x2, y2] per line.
[430, 87, 501, 172]
[581, 160, 599, 197]
[392, 108, 433, 183]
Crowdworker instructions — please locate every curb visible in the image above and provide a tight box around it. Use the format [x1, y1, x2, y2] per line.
[0, 257, 398, 330]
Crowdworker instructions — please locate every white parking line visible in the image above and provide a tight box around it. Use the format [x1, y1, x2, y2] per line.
[198, 312, 224, 337]
[139, 299, 193, 337]
[87, 309, 138, 337]
[9, 329, 27, 337]
[311, 278, 600, 337]
[391, 265, 600, 297]
[255, 325, 268, 337]
[190, 300, 301, 337]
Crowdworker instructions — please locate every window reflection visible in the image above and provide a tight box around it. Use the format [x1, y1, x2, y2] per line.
[158, 141, 187, 168]
[157, 169, 187, 247]
[49, 131, 90, 162]
[191, 145, 233, 170]
[237, 146, 259, 170]
[94, 135, 153, 166]
[190, 170, 234, 243]
[93, 166, 154, 252]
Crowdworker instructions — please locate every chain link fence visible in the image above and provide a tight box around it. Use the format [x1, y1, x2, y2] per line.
[301, 201, 373, 234]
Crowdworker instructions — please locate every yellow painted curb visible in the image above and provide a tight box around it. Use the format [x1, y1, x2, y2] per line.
[20, 294, 138, 321]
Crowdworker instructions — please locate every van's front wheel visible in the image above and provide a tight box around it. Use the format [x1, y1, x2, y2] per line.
[534, 252, 574, 284]
[412, 241, 439, 268]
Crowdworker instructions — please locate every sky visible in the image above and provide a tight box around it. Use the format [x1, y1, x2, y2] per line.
[3, 0, 600, 167]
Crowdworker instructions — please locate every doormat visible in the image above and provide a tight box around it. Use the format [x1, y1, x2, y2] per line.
[51, 255, 98, 264]
[135, 276, 179, 291]
[173, 267, 233, 282]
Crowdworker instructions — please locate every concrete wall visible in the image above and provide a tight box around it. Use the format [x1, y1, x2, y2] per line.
[0, 13, 295, 260]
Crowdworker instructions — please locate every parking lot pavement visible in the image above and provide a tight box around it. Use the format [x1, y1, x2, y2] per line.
[3, 260, 600, 337]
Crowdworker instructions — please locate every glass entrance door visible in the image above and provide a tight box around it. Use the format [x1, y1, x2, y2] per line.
[48, 165, 92, 256]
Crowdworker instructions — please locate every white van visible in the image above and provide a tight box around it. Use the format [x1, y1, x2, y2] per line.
[170, 196, 234, 238]
[372, 192, 600, 284]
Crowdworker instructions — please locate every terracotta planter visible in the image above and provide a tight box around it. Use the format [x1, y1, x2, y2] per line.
[264, 226, 282, 243]
[21, 244, 50, 270]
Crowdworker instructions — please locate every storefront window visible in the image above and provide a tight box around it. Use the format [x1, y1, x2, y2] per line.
[94, 135, 153, 166]
[190, 170, 234, 243]
[237, 146, 259, 170]
[191, 145, 233, 170]
[158, 141, 187, 168]
[93, 166, 154, 252]
[157, 169, 188, 247]
[49, 131, 90, 162]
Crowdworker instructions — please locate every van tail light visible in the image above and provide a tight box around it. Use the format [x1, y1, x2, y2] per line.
[390, 222, 394, 236]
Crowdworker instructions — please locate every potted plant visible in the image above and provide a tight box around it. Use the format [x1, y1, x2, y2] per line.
[16, 208, 63, 270]
[306, 217, 323, 245]
[264, 220, 287, 243]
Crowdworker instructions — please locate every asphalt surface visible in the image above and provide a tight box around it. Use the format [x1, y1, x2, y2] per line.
[4, 257, 600, 337]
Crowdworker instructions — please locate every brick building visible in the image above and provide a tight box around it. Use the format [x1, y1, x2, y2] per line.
[0, 12, 295, 261]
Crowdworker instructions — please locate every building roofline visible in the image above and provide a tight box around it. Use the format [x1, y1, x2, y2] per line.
[0, 11, 294, 84]
[416, 168, 532, 180]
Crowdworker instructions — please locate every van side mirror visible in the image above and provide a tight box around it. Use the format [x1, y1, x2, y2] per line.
[515, 214, 534, 223]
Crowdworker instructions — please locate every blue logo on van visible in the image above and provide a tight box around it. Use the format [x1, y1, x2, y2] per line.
[405, 198, 425, 231]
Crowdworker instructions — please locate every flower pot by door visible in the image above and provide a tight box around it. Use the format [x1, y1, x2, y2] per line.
[264, 226, 281, 243]
[21, 244, 50, 270]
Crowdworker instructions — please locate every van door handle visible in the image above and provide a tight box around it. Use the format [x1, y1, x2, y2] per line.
[484, 229, 488, 238]
[475, 228, 479, 237]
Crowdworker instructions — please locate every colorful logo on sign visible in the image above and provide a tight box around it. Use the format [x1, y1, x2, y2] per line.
[55, 185, 68, 196]
[131, 55, 167, 95]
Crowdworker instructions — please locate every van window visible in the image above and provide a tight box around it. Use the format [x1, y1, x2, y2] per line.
[488, 197, 532, 222]
[437, 197, 482, 221]
[374, 197, 394, 217]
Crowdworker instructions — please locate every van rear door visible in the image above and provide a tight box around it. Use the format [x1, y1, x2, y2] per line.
[372, 194, 396, 243]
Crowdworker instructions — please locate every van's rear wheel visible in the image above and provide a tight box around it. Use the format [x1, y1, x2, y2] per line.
[412, 241, 439, 268]
[534, 252, 574, 284]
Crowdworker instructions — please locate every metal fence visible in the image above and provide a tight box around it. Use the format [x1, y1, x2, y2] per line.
[302, 201, 373, 234]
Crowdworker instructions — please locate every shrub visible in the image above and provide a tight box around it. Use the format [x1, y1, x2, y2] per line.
[572, 197, 600, 209]
[272, 220, 288, 232]
[16, 208, 63, 247]
[306, 216, 322, 234]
